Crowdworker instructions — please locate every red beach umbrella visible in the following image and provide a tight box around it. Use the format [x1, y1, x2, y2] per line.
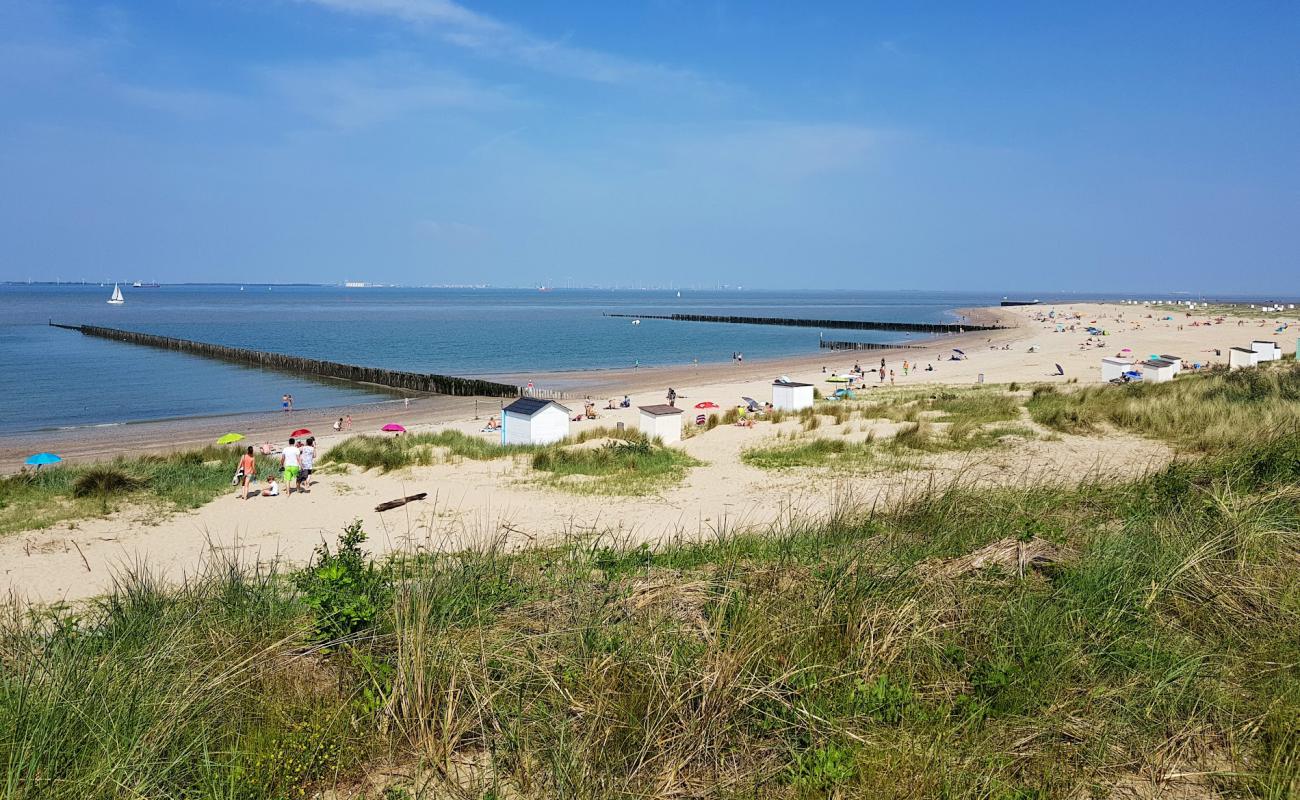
[694, 401, 719, 409]
[382, 423, 406, 433]
[291, 428, 311, 438]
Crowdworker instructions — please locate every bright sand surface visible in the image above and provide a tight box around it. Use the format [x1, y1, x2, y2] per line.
[4, 302, 1297, 605]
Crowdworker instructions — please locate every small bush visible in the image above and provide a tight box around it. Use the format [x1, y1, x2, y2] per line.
[72, 467, 142, 498]
[294, 520, 391, 643]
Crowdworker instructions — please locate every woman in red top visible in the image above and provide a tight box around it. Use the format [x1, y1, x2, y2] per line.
[237, 446, 257, 500]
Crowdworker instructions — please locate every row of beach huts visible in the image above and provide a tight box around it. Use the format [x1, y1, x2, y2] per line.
[1101, 339, 1291, 383]
[494, 380, 817, 446]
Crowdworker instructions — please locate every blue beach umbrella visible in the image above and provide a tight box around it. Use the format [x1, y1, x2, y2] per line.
[25, 453, 62, 467]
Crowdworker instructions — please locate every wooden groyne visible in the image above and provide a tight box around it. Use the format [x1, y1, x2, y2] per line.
[819, 339, 922, 351]
[52, 323, 521, 397]
[604, 313, 1001, 334]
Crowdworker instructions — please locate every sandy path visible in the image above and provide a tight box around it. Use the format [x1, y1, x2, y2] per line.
[3, 302, 1296, 605]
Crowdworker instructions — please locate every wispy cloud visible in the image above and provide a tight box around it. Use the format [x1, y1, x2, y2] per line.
[261, 52, 518, 129]
[657, 122, 884, 180]
[298, 0, 724, 93]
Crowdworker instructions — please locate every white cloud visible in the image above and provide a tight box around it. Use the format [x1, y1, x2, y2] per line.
[262, 52, 517, 129]
[297, 0, 722, 93]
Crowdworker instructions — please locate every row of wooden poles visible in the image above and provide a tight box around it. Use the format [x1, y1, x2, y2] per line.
[603, 313, 1001, 334]
[53, 323, 521, 398]
[818, 339, 923, 351]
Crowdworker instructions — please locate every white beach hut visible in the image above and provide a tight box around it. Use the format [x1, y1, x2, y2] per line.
[638, 404, 684, 444]
[772, 380, 815, 411]
[1251, 340, 1280, 362]
[1229, 347, 1260, 370]
[1140, 359, 1177, 384]
[501, 397, 571, 445]
[1158, 355, 1182, 375]
[1100, 357, 1133, 382]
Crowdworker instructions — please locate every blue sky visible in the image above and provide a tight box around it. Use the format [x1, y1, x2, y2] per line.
[1, 1, 1296, 291]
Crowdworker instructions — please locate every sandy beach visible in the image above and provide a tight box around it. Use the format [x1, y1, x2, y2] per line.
[3, 301, 1297, 605]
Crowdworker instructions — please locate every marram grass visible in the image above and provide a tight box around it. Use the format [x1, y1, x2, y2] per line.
[2, 434, 1299, 798]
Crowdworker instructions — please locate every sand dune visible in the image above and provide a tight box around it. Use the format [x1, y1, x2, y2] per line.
[3, 302, 1296, 605]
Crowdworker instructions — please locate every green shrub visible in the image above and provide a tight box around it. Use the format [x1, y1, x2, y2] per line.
[294, 520, 391, 643]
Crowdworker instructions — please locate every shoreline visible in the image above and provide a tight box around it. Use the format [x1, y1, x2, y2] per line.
[0, 306, 1019, 469]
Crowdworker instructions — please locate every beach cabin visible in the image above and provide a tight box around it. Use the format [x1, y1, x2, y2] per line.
[1229, 347, 1260, 370]
[1159, 355, 1182, 376]
[501, 397, 570, 445]
[1100, 357, 1133, 382]
[638, 404, 684, 445]
[772, 380, 815, 411]
[1252, 340, 1280, 362]
[1140, 359, 1177, 384]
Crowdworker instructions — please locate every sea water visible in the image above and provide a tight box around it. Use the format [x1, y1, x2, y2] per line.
[0, 285, 1004, 431]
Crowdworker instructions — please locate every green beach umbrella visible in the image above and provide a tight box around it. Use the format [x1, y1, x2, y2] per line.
[216, 433, 245, 445]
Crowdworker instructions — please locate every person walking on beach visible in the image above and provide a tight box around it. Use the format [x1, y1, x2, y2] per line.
[236, 446, 256, 500]
[889, 369, 895, 386]
[298, 437, 315, 493]
[287, 394, 294, 412]
[344, 414, 352, 430]
[879, 367, 885, 383]
[281, 437, 301, 497]
[667, 387, 677, 407]
[281, 394, 289, 413]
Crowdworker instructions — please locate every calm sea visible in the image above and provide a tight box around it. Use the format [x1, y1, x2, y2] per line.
[1, 285, 1012, 432]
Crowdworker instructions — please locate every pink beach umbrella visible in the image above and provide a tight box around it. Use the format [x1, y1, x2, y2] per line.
[694, 401, 719, 409]
[381, 423, 406, 433]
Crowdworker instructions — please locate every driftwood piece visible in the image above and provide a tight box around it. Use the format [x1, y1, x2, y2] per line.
[374, 492, 428, 512]
[918, 536, 1071, 580]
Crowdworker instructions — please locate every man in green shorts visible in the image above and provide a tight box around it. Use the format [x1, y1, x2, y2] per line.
[281, 437, 302, 496]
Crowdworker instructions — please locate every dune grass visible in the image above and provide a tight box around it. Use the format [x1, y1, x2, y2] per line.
[530, 436, 702, 495]
[0, 446, 278, 535]
[1027, 360, 1300, 452]
[3, 434, 1299, 798]
[744, 390, 1032, 473]
[325, 428, 698, 495]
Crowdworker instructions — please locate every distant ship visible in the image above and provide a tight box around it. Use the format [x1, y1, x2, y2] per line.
[107, 284, 125, 305]
[132, 281, 161, 288]
[1000, 298, 1040, 307]
[538, 286, 552, 292]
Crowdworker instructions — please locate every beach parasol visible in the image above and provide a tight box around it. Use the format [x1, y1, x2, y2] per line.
[694, 401, 719, 409]
[25, 453, 62, 467]
[834, 388, 856, 399]
[216, 433, 245, 445]
[381, 423, 406, 433]
[952, 348, 965, 355]
[290, 428, 311, 438]
[1119, 347, 1132, 353]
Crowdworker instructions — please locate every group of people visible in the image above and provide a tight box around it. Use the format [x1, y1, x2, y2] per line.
[234, 435, 316, 500]
[331, 415, 353, 432]
[281, 393, 294, 412]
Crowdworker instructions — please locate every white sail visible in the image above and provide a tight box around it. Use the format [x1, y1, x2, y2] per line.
[107, 284, 124, 304]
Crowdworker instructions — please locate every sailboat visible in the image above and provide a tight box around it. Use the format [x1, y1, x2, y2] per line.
[107, 283, 125, 305]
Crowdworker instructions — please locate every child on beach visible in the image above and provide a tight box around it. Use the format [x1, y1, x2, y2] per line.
[264, 477, 279, 497]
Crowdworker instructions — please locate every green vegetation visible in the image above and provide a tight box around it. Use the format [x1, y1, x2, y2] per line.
[326, 428, 699, 496]
[0, 446, 277, 535]
[3, 434, 1299, 798]
[531, 436, 702, 495]
[743, 390, 1032, 472]
[323, 429, 542, 471]
[1028, 360, 1300, 452]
